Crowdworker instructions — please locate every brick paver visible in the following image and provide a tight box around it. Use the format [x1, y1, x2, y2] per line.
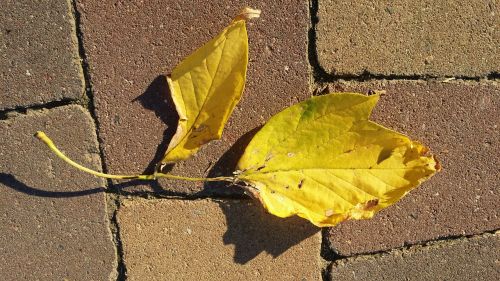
[118, 199, 321, 280]
[0, 0, 84, 110]
[0, 105, 116, 280]
[324, 80, 499, 255]
[77, 0, 310, 194]
[329, 232, 500, 281]
[2, 0, 498, 279]
[316, 0, 500, 77]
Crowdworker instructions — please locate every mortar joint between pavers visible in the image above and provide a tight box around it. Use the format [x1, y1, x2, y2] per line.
[69, 0, 109, 183]
[328, 228, 500, 264]
[111, 189, 253, 202]
[312, 72, 500, 86]
[0, 99, 78, 121]
[109, 207, 128, 281]
[69, 1, 128, 280]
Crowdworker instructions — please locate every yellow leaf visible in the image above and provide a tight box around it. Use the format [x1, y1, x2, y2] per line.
[236, 93, 440, 227]
[161, 8, 260, 164]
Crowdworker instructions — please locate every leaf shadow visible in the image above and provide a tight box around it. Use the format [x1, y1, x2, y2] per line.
[0, 173, 105, 198]
[200, 127, 319, 264]
[132, 75, 178, 175]
[218, 200, 320, 264]
[200, 126, 261, 197]
[2, 172, 320, 266]
[5, 74, 320, 265]
[0, 172, 191, 198]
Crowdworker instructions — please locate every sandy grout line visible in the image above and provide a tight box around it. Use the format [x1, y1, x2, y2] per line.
[69, 0, 127, 280]
[324, 228, 499, 263]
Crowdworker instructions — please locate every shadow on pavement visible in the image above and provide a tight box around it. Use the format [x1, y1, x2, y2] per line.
[0, 172, 191, 198]
[218, 200, 319, 264]
[132, 74, 178, 175]
[203, 129, 319, 265]
[1, 73, 318, 264]
[200, 127, 261, 197]
[0, 173, 105, 197]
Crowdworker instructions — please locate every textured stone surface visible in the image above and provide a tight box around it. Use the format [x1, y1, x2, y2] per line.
[0, 0, 83, 110]
[118, 199, 321, 280]
[316, 0, 500, 77]
[0, 105, 116, 280]
[329, 232, 500, 281]
[325, 80, 499, 255]
[77, 0, 310, 194]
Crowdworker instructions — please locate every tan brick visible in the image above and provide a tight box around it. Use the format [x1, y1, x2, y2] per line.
[0, 0, 84, 110]
[0, 105, 116, 280]
[324, 80, 499, 255]
[118, 199, 321, 280]
[329, 233, 500, 281]
[316, 0, 500, 77]
[77, 0, 310, 194]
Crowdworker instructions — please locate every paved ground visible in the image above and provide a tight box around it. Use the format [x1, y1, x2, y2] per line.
[1, 0, 498, 280]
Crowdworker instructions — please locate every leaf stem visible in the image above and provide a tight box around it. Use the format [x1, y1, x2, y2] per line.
[35, 131, 234, 182]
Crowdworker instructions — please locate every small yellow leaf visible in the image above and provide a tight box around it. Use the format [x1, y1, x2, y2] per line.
[236, 93, 440, 227]
[161, 8, 260, 164]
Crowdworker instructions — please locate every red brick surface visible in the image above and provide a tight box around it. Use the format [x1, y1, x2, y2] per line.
[118, 199, 321, 280]
[0, 0, 83, 110]
[77, 1, 310, 194]
[0, 105, 116, 280]
[2, 0, 498, 279]
[316, 0, 500, 77]
[325, 80, 499, 255]
[329, 232, 500, 281]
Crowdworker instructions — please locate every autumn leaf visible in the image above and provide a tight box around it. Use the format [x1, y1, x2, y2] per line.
[161, 8, 261, 164]
[34, 7, 440, 229]
[236, 93, 440, 227]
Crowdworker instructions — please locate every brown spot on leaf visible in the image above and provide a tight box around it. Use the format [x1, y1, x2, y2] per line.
[420, 146, 430, 155]
[363, 199, 379, 210]
[256, 165, 266, 171]
[298, 179, 305, 189]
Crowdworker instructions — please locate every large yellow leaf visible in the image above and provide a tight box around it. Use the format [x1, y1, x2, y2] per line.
[236, 93, 440, 227]
[161, 8, 260, 164]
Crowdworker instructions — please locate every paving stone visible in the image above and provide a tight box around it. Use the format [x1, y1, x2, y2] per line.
[77, 0, 310, 194]
[316, 0, 500, 77]
[0, 0, 84, 110]
[0, 105, 116, 280]
[329, 232, 500, 281]
[118, 198, 321, 280]
[323, 80, 499, 256]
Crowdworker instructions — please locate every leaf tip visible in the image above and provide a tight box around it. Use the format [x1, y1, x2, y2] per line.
[234, 7, 261, 21]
